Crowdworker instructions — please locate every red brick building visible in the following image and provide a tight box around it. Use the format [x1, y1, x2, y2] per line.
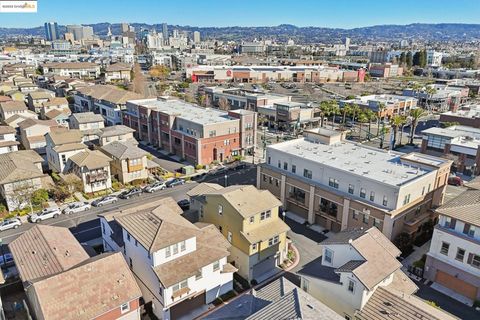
[123, 97, 257, 165]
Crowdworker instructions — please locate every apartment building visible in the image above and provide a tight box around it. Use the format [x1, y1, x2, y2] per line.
[368, 63, 403, 78]
[421, 125, 480, 175]
[403, 84, 469, 112]
[188, 184, 290, 281]
[27, 90, 56, 113]
[424, 189, 480, 303]
[439, 104, 480, 128]
[298, 227, 455, 320]
[0, 100, 31, 122]
[9, 225, 142, 320]
[99, 198, 235, 320]
[123, 97, 256, 165]
[339, 94, 418, 120]
[39, 97, 69, 120]
[73, 85, 142, 126]
[45, 128, 87, 173]
[258, 101, 322, 132]
[98, 124, 135, 146]
[105, 62, 132, 83]
[258, 128, 452, 241]
[0, 125, 19, 154]
[69, 112, 105, 141]
[204, 87, 291, 111]
[41, 62, 101, 79]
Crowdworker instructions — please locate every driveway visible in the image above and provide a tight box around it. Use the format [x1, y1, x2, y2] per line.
[138, 144, 185, 172]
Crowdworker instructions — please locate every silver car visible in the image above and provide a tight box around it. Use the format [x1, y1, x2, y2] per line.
[63, 202, 91, 214]
[28, 207, 62, 223]
[144, 182, 166, 193]
[0, 218, 21, 231]
[92, 195, 118, 207]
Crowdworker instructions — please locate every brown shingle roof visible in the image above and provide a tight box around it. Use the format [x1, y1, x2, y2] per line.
[47, 127, 83, 145]
[18, 118, 58, 129]
[28, 90, 54, 100]
[69, 149, 111, 170]
[0, 100, 27, 112]
[115, 197, 198, 253]
[9, 225, 90, 282]
[0, 150, 45, 184]
[45, 108, 71, 119]
[356, 287, 457, 320]
[187, 183, 223, 197]
[435, 189, 480, 227]
[153, 223, 231, 287]
[0, 125, 15, 134]
[105, 62, 132, 72]
[77, 85, 142, 104]
[101, 140, 148, 160]
[71, 111, 104, 124]
[29, 252, 141, 320]
[42, 97, 68, 108]
[98, 125, 135, 138]
[42, 62, 99, 69]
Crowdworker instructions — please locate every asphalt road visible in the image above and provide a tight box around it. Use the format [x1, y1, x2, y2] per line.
[201, 165, 257, 186]
[0, 183, 196, 245]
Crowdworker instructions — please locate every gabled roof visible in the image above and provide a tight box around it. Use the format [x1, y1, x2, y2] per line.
[323, 227, 402, 290]
[436, 189, 480, 227]
[0, 150, 45, 184]
[200, 185, 282, 218]
[98, 125, 135, 138]
[70, 112, 104, 124]
[100, 140, 148, 160]
[76, 85, 142, 104]
[0, 125, 16, 134]
[152, 223, 231, 287]
[187, 183, 223, 197]
[47, 127, 83, 146]
[18, 118, 57, 129]
[0, 100, 27, 112]
[105, 62, 132, 72]
[9, 225, 90, 282]
[115, 197, 197, 253]
[69, 150, 111, 170]
[45, 108, 71, 119]
[42, 97, 68, 108]
[28, 252, 141, 320]
[28, 91, 54, 101]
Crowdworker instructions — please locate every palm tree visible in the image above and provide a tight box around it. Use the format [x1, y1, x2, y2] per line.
[409, 108, 427, 145]
[341, 103, 352, 125]
[319, 101, 331, 127]
[376, 102, 386, 136]
[329, 101, 340, 129]
[357, 112, 369, 140]
[390, 115, 407, 149]
[350, 104, 361, 125]
[364, 109, 377, 138]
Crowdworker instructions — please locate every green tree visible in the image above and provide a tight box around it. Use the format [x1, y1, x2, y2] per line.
[218, 97, 230, 111]
[409, 108, 427, 145]
[399, 52, 406, 67]
[406, 51, 413, 68]
[319, 101, 331, 127]
[329, 101, 340, 129]
[31, 189, 49, 206]
[349, 104, 361, 124]
[357, 112, 369, 139]
[363, 109, 377, 138]
[390, 115, 407, 149]
[341, 103, 352, 125]
[393, 232, 413, 257]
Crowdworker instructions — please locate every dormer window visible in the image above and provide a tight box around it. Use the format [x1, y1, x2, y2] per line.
[347, 279, 355, 293]
[324, 248, 333, 264]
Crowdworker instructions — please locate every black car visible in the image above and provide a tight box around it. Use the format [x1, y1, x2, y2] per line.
[166, 178, 185, 188]
[119, 188, 142, 199]
[177, 199, 190, 210]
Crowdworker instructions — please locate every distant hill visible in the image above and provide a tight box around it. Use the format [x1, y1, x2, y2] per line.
[1, 23, 480, 42]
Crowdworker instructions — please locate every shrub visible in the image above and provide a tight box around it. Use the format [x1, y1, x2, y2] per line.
[51, 172, 61, 182]
[195, 164, 205, 170]
[31, 189, 49, 206]
[394, 232, 413, 257]
[426, 301, 439, 309]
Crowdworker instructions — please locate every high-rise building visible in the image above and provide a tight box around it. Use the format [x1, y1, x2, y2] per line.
[162, 23, 168, 40]
[66, 25, 94, 41]
[193, 31, 201, 43]
[44, 22, 59, 41]
[121, 23, 129, 33]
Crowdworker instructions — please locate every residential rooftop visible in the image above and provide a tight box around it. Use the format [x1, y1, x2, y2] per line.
[70, 111, 104, 124]
[441, 104, 480, 119]
[436, 189, 480, 227]
[129, 97, 239, 126]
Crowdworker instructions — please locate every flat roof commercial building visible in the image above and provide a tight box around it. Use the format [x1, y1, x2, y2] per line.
[257, 128, 452, 241]
[339, 94, 418, 120]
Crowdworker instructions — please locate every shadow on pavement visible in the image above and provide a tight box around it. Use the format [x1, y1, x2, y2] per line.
[284, 217, 327, 243]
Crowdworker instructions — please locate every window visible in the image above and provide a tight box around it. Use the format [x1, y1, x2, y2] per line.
[252, 243, 257, 250]
[267, 157, 271, 164]
[278, 160, 281, 168]
[180, 240, 186, 252]
[61, 154, 66, 164]
[263, 174, 267, 182]
[373, 218, 381, 229]
[363, 213, 369, 224]
[422, 186, 425, 196]
[302, 278, 309, 292]
[227, 232, 232, 243]
[292, 165, 296, 173]
[352, 210, 358, 220]
[328, 178, 339, 189]
[283, 162, 288, 170]
[165, 245, 171, 257]
[370, 191, 375, 201]
[324, 249, 333, 264]
[135, 239, 138, 247]
[440, 242, 450, 255]
[456, 248, 465, 261]
[348, 184, 354, 194]
[195, 269, 203, 280]
[173, 279, 188, 293]
[268, 235, 279, 246]
[320, 198, 338, 217]
[213, 260, 220, 272]
[172, 243, 179, 255]
[249, 216, 254, 224]
[159, 287, 163, 296]
[444, 217, 456, 229]
[303, 169, 312, 179]
[463, 224, 475, 237]
[126, 233, 130, 241]
[290, 186, 306, 203]
[275, 179, 279, 187]
[360, 188, 366, 198]
[121, 302, 130, 313]
[347, 280, 355, 293]
[382, 196, 388, 206]
[218, 205, 223, 215]
[269, 176, 273, 184]
[265, 210, 271, 219]
[470, 254, 480, 268]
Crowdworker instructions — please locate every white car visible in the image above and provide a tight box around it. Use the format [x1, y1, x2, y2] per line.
[144, 182, 166, 193]
[0, 218, 21, 231]
[28, 208, 62, 223]
[92, 195, 118, 207]
[63, 202, 91, 214]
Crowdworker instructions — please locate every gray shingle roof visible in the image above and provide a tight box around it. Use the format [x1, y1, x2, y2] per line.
[436, 189, 480, 227]
[100, 140, 148, 160]
[0, 150, 45, 184]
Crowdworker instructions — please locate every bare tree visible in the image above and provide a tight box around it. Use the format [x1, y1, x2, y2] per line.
[218, 97, 231, 111]
[9, 180, 37, 213]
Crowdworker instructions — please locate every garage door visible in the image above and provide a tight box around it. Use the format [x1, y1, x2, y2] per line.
[435, 270, 478, 300]
[252, 256, 277, 281]
[169, 291, 206, 320]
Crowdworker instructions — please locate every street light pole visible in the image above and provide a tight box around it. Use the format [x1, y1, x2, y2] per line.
[224, 174, 228, 187]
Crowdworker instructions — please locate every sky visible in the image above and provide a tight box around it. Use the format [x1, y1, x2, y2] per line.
[1, 0, 479, 28]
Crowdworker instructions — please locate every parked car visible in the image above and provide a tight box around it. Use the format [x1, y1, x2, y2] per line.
[177, 199, 190, 210]
[63, 202, 91, 214]
[166, 178, 185, 188]
[0, 218, 21, 231]
[28, 207, 62, 223]
[92, 196, 118, 207]
[144, 182, 166, 193]
[0, 253, 14, 268]
[448, 174, 463, 186]
[119, 188, 143, 199]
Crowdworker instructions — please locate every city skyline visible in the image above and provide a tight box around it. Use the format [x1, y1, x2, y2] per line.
[0, 0, 479, 28]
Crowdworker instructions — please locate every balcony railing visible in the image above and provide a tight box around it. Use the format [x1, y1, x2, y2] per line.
[436, 225, 480, 245]
[86, 171, 108, 183]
